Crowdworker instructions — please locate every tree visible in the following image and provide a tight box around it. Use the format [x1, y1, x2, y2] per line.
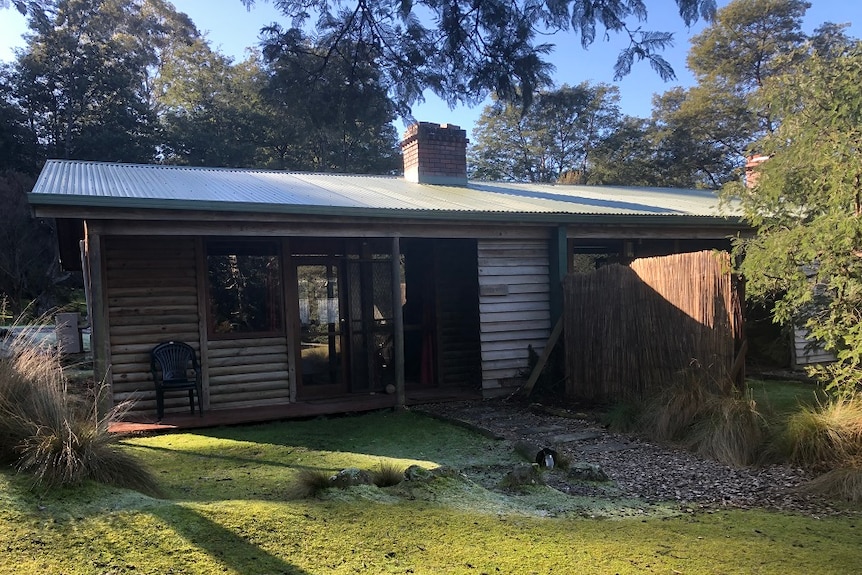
[157, 42, 266, 167]
[244, 0, 716, 111]
[687, 0, 810, 140]
[588, 116, 661, 186]
[647, 86, 746, 188]
[594, 0, 813, 189]
[469, 83, 621, 183]
[0, 171, 64, 316]
[9, 0, 201, 165]
[258, 27, 401, 173]
[727, 42, 862, 397]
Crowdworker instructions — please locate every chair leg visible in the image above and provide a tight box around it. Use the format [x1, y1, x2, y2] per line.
[188, 389, 195, 415]
[156, 391, 164, 421]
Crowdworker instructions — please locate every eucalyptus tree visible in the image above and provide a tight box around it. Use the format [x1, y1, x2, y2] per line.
[156, 42, 267, 167]
[469, 83, 621, 183]
[10, 0, 201, 164]
[259, 25, 401, 174]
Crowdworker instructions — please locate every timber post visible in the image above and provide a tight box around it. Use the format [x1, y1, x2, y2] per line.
[391, 235, 406, 409]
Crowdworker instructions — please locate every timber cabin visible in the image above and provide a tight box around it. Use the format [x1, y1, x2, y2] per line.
[28, 122, 744, 426]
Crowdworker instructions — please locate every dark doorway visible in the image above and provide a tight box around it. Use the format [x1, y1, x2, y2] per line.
[402, 239, 481, 390]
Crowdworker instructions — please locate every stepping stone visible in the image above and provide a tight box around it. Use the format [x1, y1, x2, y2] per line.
[580, 441, 633, 454]
[552, 430, 604, 443]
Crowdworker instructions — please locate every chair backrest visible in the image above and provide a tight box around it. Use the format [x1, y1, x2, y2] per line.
[151, 341, 198, 382]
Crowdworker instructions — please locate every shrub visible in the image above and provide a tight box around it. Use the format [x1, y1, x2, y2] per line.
[288, 469, 334, 499]
[371, 461, 404, 487]
[803, 457, 862, 503]
[687, 393, 765, 467]
[0, 319, 161, 495]
[782, 398, 862, 470]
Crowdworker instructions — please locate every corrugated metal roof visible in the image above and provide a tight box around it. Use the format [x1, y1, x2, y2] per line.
[29, 160, 736, 219]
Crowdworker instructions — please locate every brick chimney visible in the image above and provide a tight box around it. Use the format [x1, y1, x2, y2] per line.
[745, 154, 769, 188]
[401, 122, 468, 186]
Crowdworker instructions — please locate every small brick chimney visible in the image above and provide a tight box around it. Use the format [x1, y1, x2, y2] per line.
[401, 122, 468, 186]
[745, 154, 769, 188]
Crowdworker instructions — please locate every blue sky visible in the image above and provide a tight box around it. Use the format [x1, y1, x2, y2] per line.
[1, 0, 860, 138]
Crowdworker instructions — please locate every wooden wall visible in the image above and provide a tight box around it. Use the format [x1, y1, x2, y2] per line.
[477, 239, 551, 394]
[207, 337, 291, 408]
[103, 236, 292, 416]
[105, 236, 201, 415]
[792, 328, 837, 368]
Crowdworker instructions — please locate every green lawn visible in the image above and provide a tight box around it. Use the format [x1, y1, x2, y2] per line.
[748, 378, 826, 416]
[2, 409, 860, 574]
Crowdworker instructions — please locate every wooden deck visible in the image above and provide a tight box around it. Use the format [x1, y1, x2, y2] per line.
[109, 388, 481, 434]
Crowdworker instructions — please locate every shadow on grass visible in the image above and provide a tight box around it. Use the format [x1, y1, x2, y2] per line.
[146, 503, 311, 574]
[193, 410, 508, 465]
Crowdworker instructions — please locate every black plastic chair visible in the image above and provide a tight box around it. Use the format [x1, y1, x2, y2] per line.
[150, 341, 203, 420]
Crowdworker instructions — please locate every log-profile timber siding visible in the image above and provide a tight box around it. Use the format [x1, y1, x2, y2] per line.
[207, 337, 291, 408]
[105, 236, 201, 415]
[478, 240, 551, 393]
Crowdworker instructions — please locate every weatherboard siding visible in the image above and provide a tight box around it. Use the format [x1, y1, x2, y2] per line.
[792, 328, 837, 368]
[478, 240, 551, 392]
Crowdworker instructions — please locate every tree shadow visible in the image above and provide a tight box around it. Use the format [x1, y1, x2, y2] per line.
[145, 503, 311, 574]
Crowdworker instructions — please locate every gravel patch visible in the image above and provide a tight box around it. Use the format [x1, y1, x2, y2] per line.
[415, 398, 852, 517]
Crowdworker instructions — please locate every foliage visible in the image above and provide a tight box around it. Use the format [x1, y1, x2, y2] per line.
[686, 392, 765, 467]
[0, 318, 160, 495]
[259, 26, 401, 173]
[9, 0, 192, 163]
[636, 368, 765, 466]
[288, 468, 334, 498]
[781, 399, 862, 471]
[469, 83, 621, 183]
[371, 460, 405, 487]
[0, 171, 65, 317]
[156, 41, 266, 167]
[728, 42, 862, 398]
[245, 0, 716, 112]
[804, 459, 862, 503]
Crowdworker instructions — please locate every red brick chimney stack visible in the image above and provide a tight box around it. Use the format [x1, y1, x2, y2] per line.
[401, 122, 468, 186]
[745, 154, 769, 189]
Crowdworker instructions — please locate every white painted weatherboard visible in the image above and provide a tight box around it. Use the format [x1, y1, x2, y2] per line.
[478, 239, 551, 393]
[792, 328, 837, 368]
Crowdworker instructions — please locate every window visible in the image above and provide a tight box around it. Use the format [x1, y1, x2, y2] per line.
[207, 241, 283, 336]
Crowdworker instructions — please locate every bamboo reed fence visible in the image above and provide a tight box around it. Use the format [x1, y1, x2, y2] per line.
[563, 250, 744, 401]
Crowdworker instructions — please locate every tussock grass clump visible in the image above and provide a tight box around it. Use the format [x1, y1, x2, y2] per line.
[803, 457, 862, 503]
[782, 399, 862, 470]
[640, 374, 712, 442]
[0, 319, 160, 495]
[371, 461, 404, 487]
[637, 367, 765, 467]
[601, 401, 641, 433]
[288, 469, 334, 498]
[687, 393, 765, 467]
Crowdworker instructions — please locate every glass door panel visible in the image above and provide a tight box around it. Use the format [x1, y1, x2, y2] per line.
[296, 263, 347, 397]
